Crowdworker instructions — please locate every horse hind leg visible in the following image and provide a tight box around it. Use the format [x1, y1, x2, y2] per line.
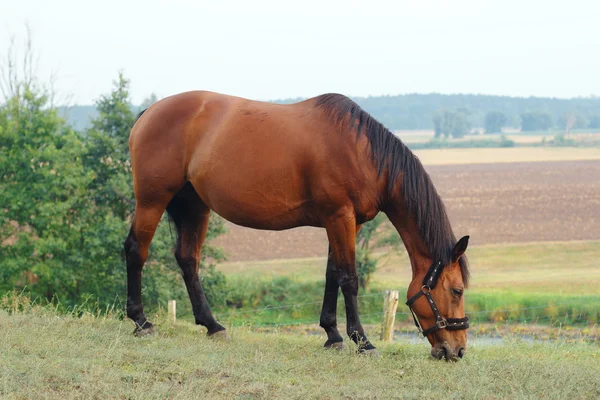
[320, 246, 345, 350]
[167, 182, 228, 339]
[124, 203, 166, 336]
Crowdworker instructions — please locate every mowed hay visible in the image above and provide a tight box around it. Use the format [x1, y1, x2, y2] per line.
[1, 308, 600, 399]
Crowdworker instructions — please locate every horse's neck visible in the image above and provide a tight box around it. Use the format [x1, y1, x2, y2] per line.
[385, 207, 432, 279]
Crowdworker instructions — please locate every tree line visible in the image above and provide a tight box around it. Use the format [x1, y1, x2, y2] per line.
[353, 93, 600, 132]
[63, 93, 600, 137]
[429, 108, 596, 138]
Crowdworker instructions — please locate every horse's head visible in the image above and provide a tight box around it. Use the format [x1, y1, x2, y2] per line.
[406, 235, 470, 361]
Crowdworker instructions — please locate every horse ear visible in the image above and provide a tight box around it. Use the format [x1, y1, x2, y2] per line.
[452, 235, 470, 262]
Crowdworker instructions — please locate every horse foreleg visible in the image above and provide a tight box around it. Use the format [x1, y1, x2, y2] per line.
[325, 213, 378, 355]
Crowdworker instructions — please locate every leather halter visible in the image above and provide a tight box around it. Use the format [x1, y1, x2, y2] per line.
[406, 261, 469, 337]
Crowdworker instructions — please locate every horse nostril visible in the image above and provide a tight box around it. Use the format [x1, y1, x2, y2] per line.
[430, 346, 443, 360]
[458, 348, 465, 358]
[441, 346, 448, 360]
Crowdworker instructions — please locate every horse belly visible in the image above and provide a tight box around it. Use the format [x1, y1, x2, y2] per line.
[190, 165, 319, 230]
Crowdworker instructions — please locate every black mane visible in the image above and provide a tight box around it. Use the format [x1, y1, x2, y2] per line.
[314, 93, 469, 285]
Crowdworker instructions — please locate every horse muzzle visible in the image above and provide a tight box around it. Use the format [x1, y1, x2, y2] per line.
[430, 342, 466, 361]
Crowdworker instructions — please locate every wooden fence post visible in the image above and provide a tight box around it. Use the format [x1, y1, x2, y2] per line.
[168, 300, 176, 324]
[380, 290, 399, 341]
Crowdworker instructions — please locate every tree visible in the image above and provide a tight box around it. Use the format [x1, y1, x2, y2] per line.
[589, 114, 600, 129]
[484, 111, 507, 134]
[448, 110, 471, 138]
[140, 93, 158, 110]
[432, 109, 471, 139]
[521, 112, 553, 131]
[432, 111, 443, 138]
[432, 109, 470, 138]
[557, 111, 588, 135]
[0, 65, 94, 301]
[84, 72, 135, 220]
[355, 216, 382, 291]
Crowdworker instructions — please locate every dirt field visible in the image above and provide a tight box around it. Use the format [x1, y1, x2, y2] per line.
[212, 160, 600, 261]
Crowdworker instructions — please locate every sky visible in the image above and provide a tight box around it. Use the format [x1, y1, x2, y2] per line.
[1, 0, 599, 105]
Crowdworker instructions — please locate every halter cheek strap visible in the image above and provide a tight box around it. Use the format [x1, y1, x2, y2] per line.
[405, 261, 469, 337]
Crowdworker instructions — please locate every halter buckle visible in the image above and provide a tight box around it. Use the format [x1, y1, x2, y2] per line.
[436, 319, 448, 329]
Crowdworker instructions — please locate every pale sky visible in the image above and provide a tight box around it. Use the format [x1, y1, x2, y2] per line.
[2, 0, 599, 105]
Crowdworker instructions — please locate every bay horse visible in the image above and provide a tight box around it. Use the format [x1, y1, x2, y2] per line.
[125, 91, 470, 360]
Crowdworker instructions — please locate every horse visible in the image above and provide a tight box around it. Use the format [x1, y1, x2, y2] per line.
[124, 91, 470, 360]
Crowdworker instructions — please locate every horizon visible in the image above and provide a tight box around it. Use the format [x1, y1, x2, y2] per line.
[61, 91, 600, 108]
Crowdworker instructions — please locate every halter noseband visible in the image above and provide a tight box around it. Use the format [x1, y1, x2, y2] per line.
[405, 261, 469, 337]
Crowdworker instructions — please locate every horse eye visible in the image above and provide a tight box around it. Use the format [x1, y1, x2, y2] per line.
[452, 288, 463, 298]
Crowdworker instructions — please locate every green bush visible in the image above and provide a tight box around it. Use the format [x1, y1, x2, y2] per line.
[200, 265, 229, 309]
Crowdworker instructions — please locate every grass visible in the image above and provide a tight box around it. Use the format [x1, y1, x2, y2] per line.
[2, 241, 599, 398]
[2, 307, 599, 399]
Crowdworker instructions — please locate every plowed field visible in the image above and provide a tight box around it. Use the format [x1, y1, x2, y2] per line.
[212, 160, 600, 261]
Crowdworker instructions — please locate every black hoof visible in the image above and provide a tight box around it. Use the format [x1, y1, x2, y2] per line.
[359, 348, 380, 357]
[208, 330, 231, 341]
[133, 324, 156, 337]
[324, 340, 347, 350]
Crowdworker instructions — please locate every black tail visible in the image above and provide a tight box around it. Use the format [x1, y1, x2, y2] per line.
[135, 108, 147, 122]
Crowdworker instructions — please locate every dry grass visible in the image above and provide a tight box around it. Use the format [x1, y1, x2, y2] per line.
[3, 242, 599, 398]
[2, 307, 599, 399]
[413, 147, 600, 165]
